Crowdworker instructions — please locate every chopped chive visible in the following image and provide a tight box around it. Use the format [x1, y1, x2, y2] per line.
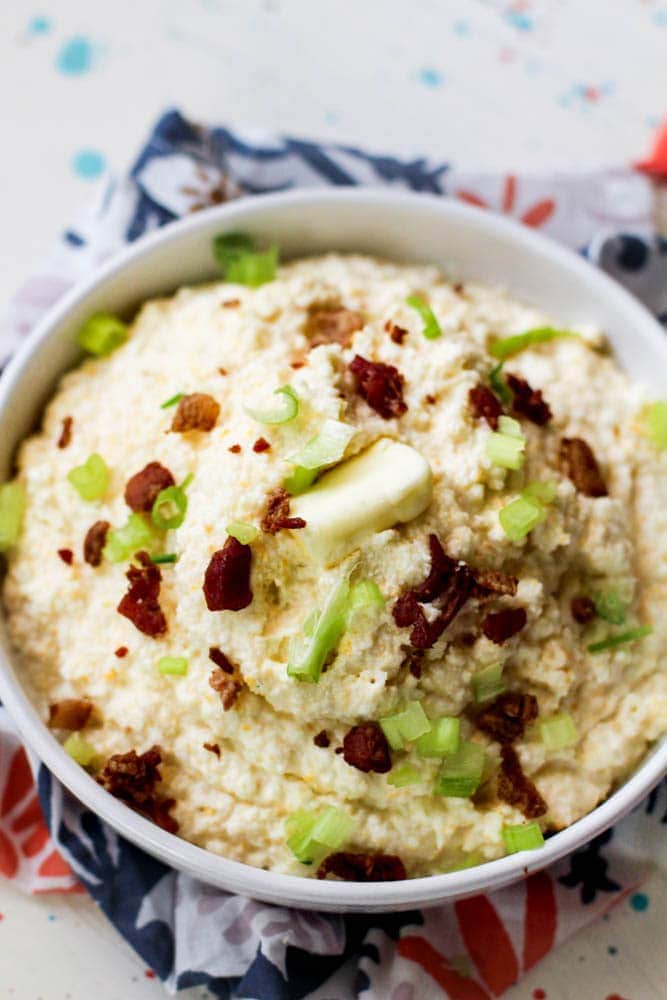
[502, 821, 544, 853]
[539, 712, 578, 750]
[489, 327, 576, 360]
[287, 577, 350, 682]
[639, 401, 667, 450]
[103, 512, 158, 563]
[157, 656, 188, 676]
[489, 362, 512, 405]
[67, 453, 110, 501]
[150, 553, 178, 565]
[435, 742, 485, 798]
[499, 494, 545, 542]
[0, 481, 26, 552]
[151, 478, 191, 532]
[63, 732, 96, 767]
[587, 625, 653, 654]
[471, 663, 505, 704]
[415, 717, 460, 758]
[387, 763, 423, 787]
[77, 312, 127, 357]
[406, 294, 441, 340]
[245, 385, 299, 425]
[161, 392, 185, 409]
[288, 419, 355, 470]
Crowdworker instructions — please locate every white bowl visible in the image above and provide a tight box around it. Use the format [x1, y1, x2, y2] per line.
[1, 189, 665, 913]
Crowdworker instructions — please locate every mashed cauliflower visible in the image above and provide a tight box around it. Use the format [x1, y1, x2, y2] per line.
[3, 253, 666, 878]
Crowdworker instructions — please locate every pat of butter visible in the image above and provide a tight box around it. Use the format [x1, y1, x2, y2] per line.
[290, 438, 432, 565]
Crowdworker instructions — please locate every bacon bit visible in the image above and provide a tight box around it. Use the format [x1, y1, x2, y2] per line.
[253, 437, 271, 453]
[222, 299, 240, 309]
[203, 537, 253, 612]
[117, 552, 167, 637]
[314, 730, 330, 748]
[385, 321, 408, 345]
[317, 852, 407, 881]
[482, 607, 527, 644]
[290, 360, 306, 370]
[559, 437, 608, 497]
[171, 393, 220, 433]
[208, 647, 235, 673]
[306, 305, 363, 348]
[203, 742, 221, 757]
[97, 745, 178, 833]
[83, 520, 110, 567]
[497, 743, 547, 819]
[472, 570, 518, 598]
[57, 548, 74, 565]
[349, 354, 408, 420]
[342, 722, 392, 773]
[260, 487, 306, 534]
[48, 699, 93, 731]
[124, 462, 175, 513]
[228, 444, 242, 454]
[424, 394, 436, 405]
[218, 367, 228, 376]
[476, 692, 539, 743]
[571, 595, 596, 624]
[469, 384, 503, 430]
[453, 282, 465, 295]
[57, 416, 73, 449]
[402, 647, 424, 678]
[115, 646, 129, 658]
[506, 373, 552, 426]
[209, 667, 243, 710]
[392, 534, 473, 649]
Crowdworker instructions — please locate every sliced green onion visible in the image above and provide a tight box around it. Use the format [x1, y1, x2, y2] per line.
[497, 416, 522, 438]
[486, 429, 525, 470]
[103, 513, 158, 563]
[160, 392, 185, 409]
[283, 465, 318, 496]
[212, 232, 278, 287]
[523, 480, 558, 504]
[285, 810, 319, 863]
[245, 385, 299, 425]
[499, 494, 545, 542]
[212, 231, 256, 266]
[593, 590, 627, 626]
[379, 715, 405, 751]
[447, 851, 485, 872]
[347, 579, 385, 616]
[310, 806, 355, 848]
[0, 482, 26, 552]
[587, 625, 653, 654]
[151, 480, 190, 531]
[416, 717, 460, 758]
[157, 656, 189, 676]
[63, 732, 96, 767]
[226, 521, 259, 545]
[489, 327, 575, 361]
[287, 577, 350, 682]
[387, 763, 423, 787]
[67, 453, 110, 501]
[288, 419, 355, 470]
[285, 806, 353, 862]
[394, 702, 431, 742]
[539, 712, 578, 750]
[502, 821, 545, 853]
[489, 362, 512, 405]
[435, 742, 485, 798]
[471, 663, 506, 704]
[77, 312, 128, 357]
[150, 552, 178, 565]
[406, 294, 441, 340]
[640, 401, 667, 450]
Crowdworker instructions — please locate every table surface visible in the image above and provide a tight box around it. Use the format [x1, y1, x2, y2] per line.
[1, 1, 666, 997]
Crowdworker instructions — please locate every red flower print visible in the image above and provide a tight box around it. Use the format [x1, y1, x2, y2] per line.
[455, 175, 556, 228]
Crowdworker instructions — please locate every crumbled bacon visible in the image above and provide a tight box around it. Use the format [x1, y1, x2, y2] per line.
[317, 852, 407, 881]
[115, 646, 129, 658]
[117, 552, 167, 637]
[219, 367, 228, 376]
[349, 354, 408, 420]
[571, 595, 596, 624]
[260, 487, 306, 533]
[476, 692, 539, 743]
[469, 384, 503, 430]
[290, 360, 305, 370]
[48, 699, 93, 731]
[306, 305, 363, 348]
[482, 607, 527, 644]
[83, 520, 110, 567]
[472, 570, 518, 598]
[209, 647, 235, 673]
[228, 444, 242, 454]
[559, 437, 608, 497]
[222, 299, 240, 309]
[314, 730, 330, 748]
[57, 548, 74, 565]
[497, 743, 547, 819]
[424, 394, 436, 405]
[402, 647, 424, 678]
[57, 416, 73, 449]
[203, 537, 253, 611]
[342, 722, 392, 773]
[209, 667, 243, 710]
[97, 745, 178, 833]
[506, 373, 552, 426]
[171, 393, 220, 433]
[203, 742, 221, 757]
[253, 437, 271, 453]
[385, 321, 408, 345]
[124, 462, 175, 513]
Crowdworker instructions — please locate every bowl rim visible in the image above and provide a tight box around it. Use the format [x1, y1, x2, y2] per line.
[0, 186, 665, 912]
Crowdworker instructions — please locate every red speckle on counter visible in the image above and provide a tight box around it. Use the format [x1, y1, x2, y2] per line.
[533, 989, 546, 999]
[144, 969, 156, 979]
[115, 646, 128, 658]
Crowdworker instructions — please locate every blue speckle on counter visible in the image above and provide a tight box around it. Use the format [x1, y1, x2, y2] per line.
[28, 15, 52, 35]
[653, 9, 667, 27]
[452, 19, 471, 37]
[504, 10, 534, 32]
[417, 67, 445, 88]
[324, 110, 339, 125]
[72, 149, 106, 179]
[56, 36, 94, 75]
[630, 892, 649, 912]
